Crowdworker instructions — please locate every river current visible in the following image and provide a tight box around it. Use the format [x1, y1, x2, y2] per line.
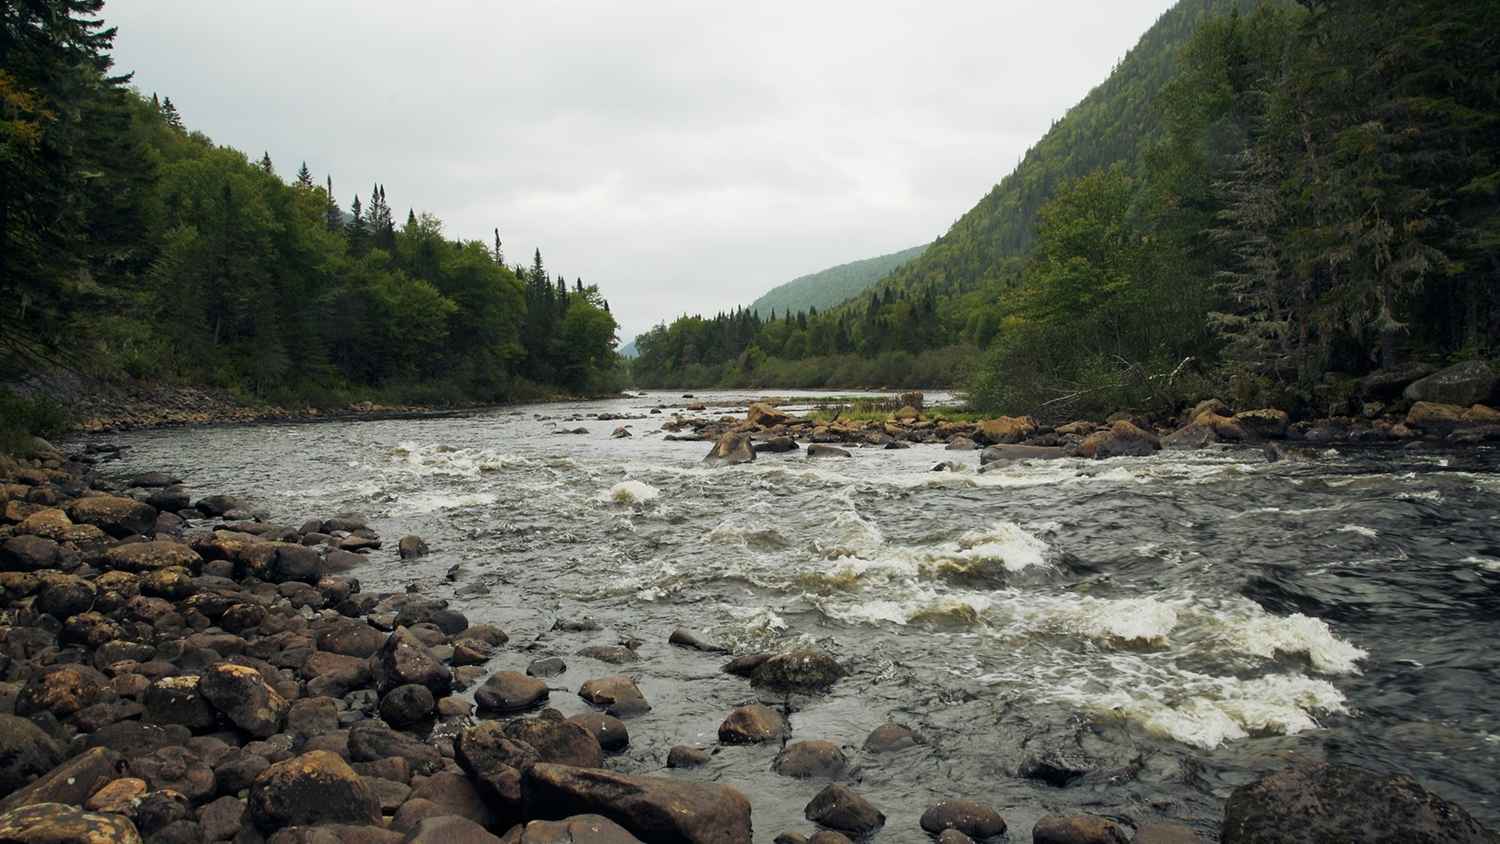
[84, 389, 1500, 840]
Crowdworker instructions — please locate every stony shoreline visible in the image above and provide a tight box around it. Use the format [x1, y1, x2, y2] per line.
[3, 400, 1499, 841]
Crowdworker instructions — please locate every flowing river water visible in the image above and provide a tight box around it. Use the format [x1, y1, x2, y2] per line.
[81, 389, 1500, 840]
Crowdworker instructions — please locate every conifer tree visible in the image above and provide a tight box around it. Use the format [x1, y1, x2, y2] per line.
[294, 162, 313, 188]
[492, 228, 504, 266]
[258, 152, 273, 174]
[161, 97, 182, 128]
[324, 176, 341, 232]
[346, 194, 368, 255]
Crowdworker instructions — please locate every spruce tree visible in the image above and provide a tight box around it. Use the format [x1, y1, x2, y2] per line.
[346, 194, 368, 255]
[294, 162, 313, 188]
[324, 177, 341, 232]
[161, 97, 182, 129]
[492, 228, 504, 266]
[258, 152, 273, 174]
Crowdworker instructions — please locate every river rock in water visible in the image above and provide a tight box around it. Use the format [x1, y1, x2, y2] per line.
[703, 433, 756, 467]
[523, 763, 752, 844]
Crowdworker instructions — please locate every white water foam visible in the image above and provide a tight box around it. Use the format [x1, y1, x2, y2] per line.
[1086, 671, 1350, 749]
[1337, 524, 1378, 538]
[602, 480, 660, 505]
[1216, 604, 1367, 674]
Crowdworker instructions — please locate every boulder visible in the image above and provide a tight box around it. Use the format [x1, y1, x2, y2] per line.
[1233, 409, 1290, 439]
[198, 662, 289, 738]
[523, 763, 752, 844]
[920, 801, 1008, 840]
[85, 777, 149, 814]
[772, 741, 847, 779]
[66, 494, 156, 538]
[0, 747, 125, 813]
[16, 508, 72, 541]
[144, 676, 218, 731]
[130, 745, 216, 802]
[373, 627, 453, 697]
[862, 723, 918, 753]
[36, 573, 96, 618]
[501, 815, 643, 844]
[577, 676, 650, 717]
[0, 803, 142, 844]
[247, 751, 381, 832]
[0, 714, 65, 795]
[347, 721, 443, 775]
[979, 444, 1069, 465]
[315, 621, 387, 658]
[975, 416, 1038, 445]
[1, 535, 63, 571]
[1359, 363, 1437, 400]
[668, 628, 728, 653]
[718, 704, 789, 744]
[568, 713, 629, 752]
[455, 721, 540, 813]
[1032, 815, 1129, 844]
[1406, 401, 1470, 432]
[751, 650, 845, 694]
[475, 672, 549, 714]
[945, 437, 978, 451]
[1403, 360, 1498, 406]
[101, 540, 202, 573]
[666, 746, 710, 768]
[1221, 762, 1497, 843]
[1162, 424, 1217, 451]
[15, 663, 111, 720]
[504, 715, 604, 768]
[753, 437, 799, 454]
[806, 445, 851, 459]
[1076, 421, 1161, 459]
[803, 784, 884, 837]
[703, 433, 756, 467]
[397, 536, 429, 560]
[404, 815, 502, 844]
[747, 403, 794, 428]
[286, 696, 340, 740]
[380, 684, 436, 727]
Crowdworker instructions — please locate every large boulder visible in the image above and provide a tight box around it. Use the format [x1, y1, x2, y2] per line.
[523, 764, 752, 844]
[247, 751, 381, 832]
[0, 747, 124, 813]
[198, 663, 289, 738]
[747, 403, 794, 428]
[476, 672, 549, 714]
[1233, 409, 1290, 439]
[0, 803, 142, 844]
[1221, 762, 1498, 843]
[979, 444, 1069, 466]
[772, 741, 847, 779]
[101, 541, 202, 573]
[456, 722, 541, 818]
[504, 715, 604, 768]
[702, 434, 755, 467]
[1359, 363, 1436, 401]
[348, 721, 443, 775]
[1, 535, 63, 571]
[1075, 421, 1161, 459]
[920, 801, 1007, 840]
[751, 650, 845, 695]
[502, 815, 643, 844]
[718, 704, 789, 744]
[0, 715, 65, 795]
[1404, 360, 1498, 406]
[373, 627, 452, 697]
[66, 495, 157, 538]
[975, 416, 1038, 445]
[15, 664, 111, 720]
[577, 676, 650, 717]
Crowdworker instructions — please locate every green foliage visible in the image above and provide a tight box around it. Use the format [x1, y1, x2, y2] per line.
[748, 244, 927, 318]
[2, 1, 621, 407]
[0, 389, 71, 455]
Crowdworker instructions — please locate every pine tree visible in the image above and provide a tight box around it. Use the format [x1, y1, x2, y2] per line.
[346, 194, 368, 255]
[161, 97, 182, 129]
[492, 228, 504, 266]
[324, 176, 341, 232]
[257, 152, 273, 175]
[150, 92, 159, 111]
[294, 162, 313, 188]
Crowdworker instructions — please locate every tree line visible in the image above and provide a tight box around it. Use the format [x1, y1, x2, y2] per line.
[1, 0, 621, 409]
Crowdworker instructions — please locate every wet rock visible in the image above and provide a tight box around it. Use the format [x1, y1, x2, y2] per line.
[85, 777, 149, 814]
[213, 749, 271, 795]
[945, 437, 978, 451]
[247, 750, 381, 832]
[1233, 408, 1289, 439]
[60, 611, 122, 649]
[668, 628, 728, 653]
[980, 444, 1070, 465]
[526, 657, 567, 678]
[316, 621, 388, 658]
[1076, 420, 1160, 459]
[397, 536, 429, 560]
[197, 795, 245, 841]
[379, 684, 436, 727]
[475, 672, 549, 714]
[0, 803, 142, 844]
[753, 437, 799, 454]
[505, 714, 604, 768]
[347, 721, 442, 774]
[286, 696, 340, 740]
[1, 535, 63, 571]
[862, 722, 918, 753]
[451, 639, 494, 666]
[748, 403, 795, 428]
[577, 676, 650, 717]
[803, 784, 884, 837]
[937, 831, 976, 844]
[523, 763, 752, 844]
[1404, 360, 1498, 406]
[502, 815, 642, 844]
[1133, 823, 1204, 843]
[36, 573, 96, 618]
[274, 544, 323, 583]
[134, 788, 195, 834]
[806, 444, 850, 459]
[930, 460, 966, 472]
[140, 566, 196, 599]
[703, 433, 756, 467]
[720, 654, 770, 677]
[718, 704, 789, 744]
[199, 662, 289, 738]
[130, 745, 216, 802]
[920, 801, 1007, 840]
[1221, 762, 1498, 843]
[67, 494, 156, 538]
[1031, 815, 1128, 844]
[1162, 424, 1216, 450]
[0, 714, 65, 795]
[145, 675, 219, 731]
[667, 745, 710, 768]
[575, 645, 639, 665]
[455, 721, 540, 813]
[1019, 749, 1095, 787]
[568, 712, 629, 752]
[102, 540, 202, 573]
[807, 834, 852, 844]
[147, 486, 192, 512]
[751, 650, 845, 695]
[15, 663, 111, 720]
[1405, 401, 1470, 432]
[0, 747, 124, 813]
[373, 628, 452, 697]
[773, 741, 847, 779]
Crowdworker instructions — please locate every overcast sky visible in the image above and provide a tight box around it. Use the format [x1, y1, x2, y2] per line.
[105, 1, 1175, 343]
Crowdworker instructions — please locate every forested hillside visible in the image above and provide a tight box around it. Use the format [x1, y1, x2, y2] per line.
[748, 244, 926, 319]
[631, 0, 1258, 391]
[1, 0, 621, 442]
[632, 0, 1499, 415]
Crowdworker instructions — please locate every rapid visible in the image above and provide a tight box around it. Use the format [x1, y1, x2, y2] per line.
[86, 389, 1500, 839]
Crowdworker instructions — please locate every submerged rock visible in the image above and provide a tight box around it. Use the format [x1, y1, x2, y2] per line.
[1032, 814, 1127, 844]
[773, 741, 848, 779]
[703, 433, 756, 467]
[804, 784, 884, 837]
[751, 650, 845, 695]
[718, 704, 789, 744]
[920, 801, 1007, 840]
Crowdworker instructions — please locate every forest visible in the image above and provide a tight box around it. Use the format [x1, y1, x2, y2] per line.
[632, 0, 1500, 418]
[1, 0, 622, 442]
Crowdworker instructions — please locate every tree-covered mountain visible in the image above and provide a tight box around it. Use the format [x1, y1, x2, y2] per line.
[748, 244, 926, 319]
[0, 0, 622, 434]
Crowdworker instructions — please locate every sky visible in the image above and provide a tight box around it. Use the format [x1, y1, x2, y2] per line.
[104, 1, 1177, 344]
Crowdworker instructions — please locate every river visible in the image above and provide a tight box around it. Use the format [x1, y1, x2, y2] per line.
[82, 389, 1500, 840]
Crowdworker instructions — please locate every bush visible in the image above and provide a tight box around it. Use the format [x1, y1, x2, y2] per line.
[0, 389, 71, 456]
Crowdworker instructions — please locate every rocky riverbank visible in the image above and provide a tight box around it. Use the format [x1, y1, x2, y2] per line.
[2, 412, 1498, 841]
[656, 361, 1500, 467]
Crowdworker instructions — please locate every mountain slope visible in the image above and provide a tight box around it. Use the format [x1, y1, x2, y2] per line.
[836, 0, 1267, 315]
[748, 244, 927, 318]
